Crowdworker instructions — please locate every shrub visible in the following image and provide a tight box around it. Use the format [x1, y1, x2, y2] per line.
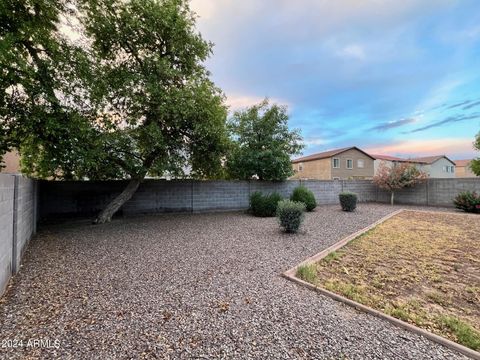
[249, 191, 283, 217]
[276, 200, 305, 233]
[339, 192, 357, 212]
[454, 191, 480, 213]
[290, 186, 317, 211]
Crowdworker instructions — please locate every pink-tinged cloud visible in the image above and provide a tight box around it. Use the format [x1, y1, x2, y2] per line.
[226, 94, 291, 111]
[364, 138, 476, 158]
[226, 94, 266, 110]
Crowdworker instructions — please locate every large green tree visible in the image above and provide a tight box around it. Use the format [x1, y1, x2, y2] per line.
[226, 99, 303, 181]
[471, 131, 480, 176]
[79, 0, 228, 223]
[1, 0, 229, 223]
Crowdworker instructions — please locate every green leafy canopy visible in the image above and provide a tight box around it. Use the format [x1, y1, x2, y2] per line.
[0, 0, 97, 177]
[226, 99, 303, 181]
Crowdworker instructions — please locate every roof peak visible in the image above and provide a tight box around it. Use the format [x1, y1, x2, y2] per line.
[292, 146, 374, 163]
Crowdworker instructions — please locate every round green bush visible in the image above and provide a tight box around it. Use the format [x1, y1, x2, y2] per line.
[290, 186, 317, 211]
[249, 191, 283, 217]
[454, 191, 480, 213]
[276, 199, 306, 233]
[339, 192, 357, 212]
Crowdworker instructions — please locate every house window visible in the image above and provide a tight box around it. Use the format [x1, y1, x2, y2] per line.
[450, 166, 455, 173]
[346, 159, 353, 169]
[443, 166, 447, 172]
[357, 159, 364, 168]
[298, 163, 303, 171]
[333, 158, 340, 168]
[333, 177, 340, 180]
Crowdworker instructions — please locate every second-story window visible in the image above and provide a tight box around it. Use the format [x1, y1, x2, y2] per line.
[357, 159, 364, 168]
[299, 163, 303, 171]
[333, 158, 340, 168]
[346, 159, 353, 169]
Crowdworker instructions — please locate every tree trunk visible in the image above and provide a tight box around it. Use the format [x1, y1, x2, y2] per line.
[390, 191, 395, 206]
[93, 178, 142, 224]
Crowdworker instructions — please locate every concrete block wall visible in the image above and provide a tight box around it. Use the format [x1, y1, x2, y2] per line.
[374, 178, 480, 206]
[301, 180, 343, 204]
[427, 178, 480, 206]
[389, 182, 429, 205]
[0, 175, 14, 296]
[38, 178, 480, 221]
[343, 180, 378, 202]
[124, 180, 193, 214]
[39, 180, 124, 217]
[14, 177, 37, 270]
[0, 175, 37, 296]
[250, 180, 301, 199]
[193, 180, 250, 211]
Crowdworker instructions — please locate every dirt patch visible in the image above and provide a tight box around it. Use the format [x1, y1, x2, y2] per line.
[305, 211, 480, 351]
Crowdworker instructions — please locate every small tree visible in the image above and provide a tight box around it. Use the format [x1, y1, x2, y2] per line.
[373, 162, 428, 205]
[226, 99, 303, 181]
[471, 131, 480, 176]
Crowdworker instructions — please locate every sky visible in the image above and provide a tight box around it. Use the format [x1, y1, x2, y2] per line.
[190, 0, 480, 160]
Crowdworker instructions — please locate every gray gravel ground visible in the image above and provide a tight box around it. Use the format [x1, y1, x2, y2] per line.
[0, 204, 471, 359]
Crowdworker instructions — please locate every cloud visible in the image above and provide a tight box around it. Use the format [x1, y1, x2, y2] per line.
[413, 77, 466, 114]
[438, 24, 480, 43]
[225, 94, 290, 111]
[336, 44, 366, 60]
[225, 94, 265, 110]
[192, 0, 455, 41]
[369, 118, 416, 131]
[303, 137, 327, 146]
[462, 99, 480, 110]
[364, 138, 475, 157]
[446, 99, 472, 109]
[464, 25, 480, 40]
[408, 113, 480, 133]
[190, 0, 217, 20]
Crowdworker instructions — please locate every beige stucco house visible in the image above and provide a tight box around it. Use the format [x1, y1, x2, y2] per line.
[291, 147, 375, 180]
[1, 151, 21, 174]
[455, 159, 477, 178]
[371, 154, 456, 178]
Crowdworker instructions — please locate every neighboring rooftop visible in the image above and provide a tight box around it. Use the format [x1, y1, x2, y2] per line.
[408, 155, 452, 164]
[371, 154, 455, 165]
[454, 159, 472, 167]
[292, 146, 374, 164]
[294, 149, 457, 166]
[370, 154, 405, 161]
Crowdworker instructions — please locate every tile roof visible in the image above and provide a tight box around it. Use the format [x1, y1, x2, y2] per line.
[370, 154, 405, 161]
[291, 147, 374, 163]
[454, 159, 473, 167]
[408, 155, 448, 164]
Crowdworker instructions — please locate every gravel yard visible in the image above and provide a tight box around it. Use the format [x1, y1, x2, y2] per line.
[0, 204, 470, 359]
